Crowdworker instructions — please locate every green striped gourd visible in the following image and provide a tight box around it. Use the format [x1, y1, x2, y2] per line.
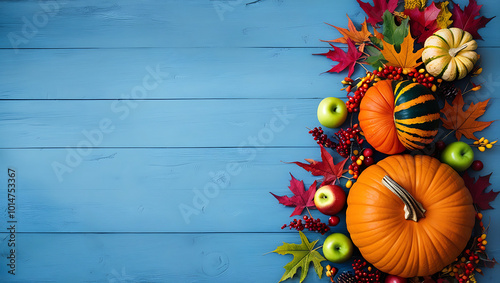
[394, 80, 440, 150]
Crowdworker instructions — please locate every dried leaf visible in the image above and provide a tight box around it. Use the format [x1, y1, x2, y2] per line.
[288, 145, 348, 186]
[317, 39, 362, 77]
[270, 231, 326, 283]
[451, 0, 495, 40]
[323, 15, 372, 52]
[357, 0, 399, 26]
[462, 172, 499, 210]
[440, 93, 493, 140]
[270, 174, 317, 217]
[380, 28, 423, 72]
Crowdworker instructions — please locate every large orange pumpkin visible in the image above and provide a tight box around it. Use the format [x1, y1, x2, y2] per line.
[346, 155, 475, 278]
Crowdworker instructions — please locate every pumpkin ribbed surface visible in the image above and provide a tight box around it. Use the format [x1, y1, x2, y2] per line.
[394, 81, 440, 150]
[422, 27, 478, 81]
[359, 80, 439, 154]
[346, 155, 475, 278]
[359, 80, 406, 155]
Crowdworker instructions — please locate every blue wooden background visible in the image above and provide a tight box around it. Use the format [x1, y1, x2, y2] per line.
[0, 0, 499, 282]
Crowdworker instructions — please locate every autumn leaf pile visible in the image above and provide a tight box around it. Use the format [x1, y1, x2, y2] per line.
[319, 0, 494, 75]
[268, 1, 498, 283]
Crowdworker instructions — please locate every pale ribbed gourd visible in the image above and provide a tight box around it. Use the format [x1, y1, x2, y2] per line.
[422, 27, 478, 81]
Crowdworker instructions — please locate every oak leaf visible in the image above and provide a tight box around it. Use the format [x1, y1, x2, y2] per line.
[380, 28, 423, 72]
[451, 0, 495, 40]
[462, 172, 499, 210]
[270, 231, 326, 283]
[317, 39, 362, 77]
[357, 0, 398, 26]
[323, 15, 372, 52]
[440, 93, 493, 140]
[288, 145, 348, 186]
[270, 174, 317, 217]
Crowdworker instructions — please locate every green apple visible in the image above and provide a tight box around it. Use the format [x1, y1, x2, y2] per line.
[314, 185, 346, 216]
[322, 233, 353, 263]
[440, 141, 474, 171]
[317, 97, 348, 128]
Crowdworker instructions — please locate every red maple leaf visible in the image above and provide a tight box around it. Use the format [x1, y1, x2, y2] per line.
[357, 0, 398, 26]
[405, 2, 441, 43]
[451, 0, 495, 40]
[270, 174, 317, 217]
[317, 39, 362, 77]
[462, 171, 499, 210]
[288, 145, 348, 186]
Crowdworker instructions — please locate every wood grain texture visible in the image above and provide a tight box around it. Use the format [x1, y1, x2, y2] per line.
[1, 0, 500, 282]
[0, 47, 499, 99]
[0, 0, 498, 49]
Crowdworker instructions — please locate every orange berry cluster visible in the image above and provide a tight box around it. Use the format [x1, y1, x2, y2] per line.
[325, 264, 338, 282]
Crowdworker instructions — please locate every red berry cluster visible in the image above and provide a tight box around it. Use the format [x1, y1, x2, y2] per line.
[281, 215, 330, 235]
[334, 124, 363, 158]
[308, 127, 336, 148]
[373, 65, 402, 81]
[348, 148, 374, 179]
[407, 68, 437, 91]
[441, 212, 489, 283]
[344, 75, 373, 113]
[352, 259, 382, 283]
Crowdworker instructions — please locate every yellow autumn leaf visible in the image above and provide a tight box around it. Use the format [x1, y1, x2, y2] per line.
[436, 1, 453, 28]
[380, 28, 423, 72]
[404, 0, 426, 10]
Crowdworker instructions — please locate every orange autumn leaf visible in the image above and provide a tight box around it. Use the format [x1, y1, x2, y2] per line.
[380, 28, 423, 72]
[440, 93, 493, 140]
[323, 14, 372, 52]
[373, 26, 384, 40]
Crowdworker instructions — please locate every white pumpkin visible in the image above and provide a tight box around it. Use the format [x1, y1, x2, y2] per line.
[422, 28, 478, 81]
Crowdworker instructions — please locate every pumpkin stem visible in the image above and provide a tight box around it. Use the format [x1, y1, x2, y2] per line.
[382, 175, 426, 222]
[449, 43, 468, 57]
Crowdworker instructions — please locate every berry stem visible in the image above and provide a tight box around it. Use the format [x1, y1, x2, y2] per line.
[306, 207, 313, 219]
[441, 130, 455, 141]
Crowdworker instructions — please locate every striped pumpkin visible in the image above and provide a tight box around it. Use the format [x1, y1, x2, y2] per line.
[394, 80, 440, 150]
[359, 80, 439, 154]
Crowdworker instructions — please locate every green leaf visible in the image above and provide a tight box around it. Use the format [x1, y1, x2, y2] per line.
[270, 231, 326, 283]
[382, 10, 409, 47]
[369, 35, 383, 49]
[365, 45, 387, 69]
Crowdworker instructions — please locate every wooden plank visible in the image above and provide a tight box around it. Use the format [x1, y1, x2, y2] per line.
[0, 147, 345, 232]
[1, 47, 500, 100]
[0, 232, 353, 282]
[0, 232, 498, 282]
[0, 98, 321, 148]
[1, 147, 499, 233]
[0, 47, 336, 99]
[1, 0, 498, 49]
[1, 95, 498, 148]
